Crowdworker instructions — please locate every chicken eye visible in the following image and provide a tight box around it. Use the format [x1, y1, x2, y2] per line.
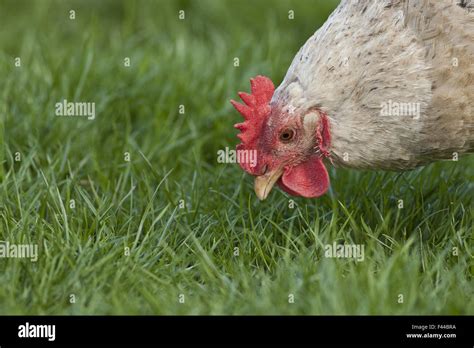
[279, 129, 295, 142]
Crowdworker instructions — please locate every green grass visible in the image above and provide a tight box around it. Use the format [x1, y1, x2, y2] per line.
[0, 0, 472, 315]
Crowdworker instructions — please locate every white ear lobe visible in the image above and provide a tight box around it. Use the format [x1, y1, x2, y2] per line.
[303, 112, 319, 133]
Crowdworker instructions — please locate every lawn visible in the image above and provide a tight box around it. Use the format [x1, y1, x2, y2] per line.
[0, 0, 472, 315]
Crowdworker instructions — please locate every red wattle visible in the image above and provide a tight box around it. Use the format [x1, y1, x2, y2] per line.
[278, 156, 329, 198]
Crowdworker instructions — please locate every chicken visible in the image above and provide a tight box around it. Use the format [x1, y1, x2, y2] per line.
[231, 0, 474, 200]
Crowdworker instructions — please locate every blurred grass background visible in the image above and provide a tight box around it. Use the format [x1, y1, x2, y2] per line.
[0, 0, 472, 314]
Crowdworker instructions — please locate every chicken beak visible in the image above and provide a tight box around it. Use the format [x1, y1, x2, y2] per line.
[254, 168, 284, 200]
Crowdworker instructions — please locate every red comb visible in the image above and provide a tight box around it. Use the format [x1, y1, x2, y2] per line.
[231, 75, 275, 150]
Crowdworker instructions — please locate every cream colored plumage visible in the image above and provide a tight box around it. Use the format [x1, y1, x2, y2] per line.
[273, 0, 473, 170]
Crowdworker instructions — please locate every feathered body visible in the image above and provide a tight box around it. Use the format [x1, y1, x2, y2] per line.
[275, 0, 473, 170]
